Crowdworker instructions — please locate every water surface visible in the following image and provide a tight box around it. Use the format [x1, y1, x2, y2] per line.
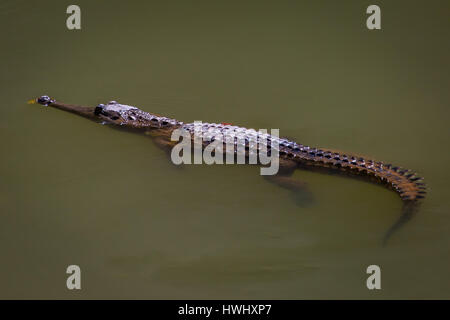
[0, 1, 449, 298]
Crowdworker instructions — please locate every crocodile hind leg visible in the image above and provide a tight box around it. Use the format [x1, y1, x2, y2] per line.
[264, 159, 313, 207]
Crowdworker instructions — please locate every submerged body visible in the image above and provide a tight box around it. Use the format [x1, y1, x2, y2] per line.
[33, 95, 426, 242]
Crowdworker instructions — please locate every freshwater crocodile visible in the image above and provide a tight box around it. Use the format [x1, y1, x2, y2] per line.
[33, 95, 426, 243]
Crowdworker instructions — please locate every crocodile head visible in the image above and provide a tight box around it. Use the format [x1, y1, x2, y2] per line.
[34, 96, 179, 130]
[94, 101, 141, 124]
[94, 100, 180, 129]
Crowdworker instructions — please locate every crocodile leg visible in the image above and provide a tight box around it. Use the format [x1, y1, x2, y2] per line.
[264, 159, 303, 190]
[148, 135, 188, 170]
[152, 135, 177, 152]
[264, 159, 313, 206]
[382, 200, 419, 246]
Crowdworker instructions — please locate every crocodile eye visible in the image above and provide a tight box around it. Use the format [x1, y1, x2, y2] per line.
[94, 104, 105, 115]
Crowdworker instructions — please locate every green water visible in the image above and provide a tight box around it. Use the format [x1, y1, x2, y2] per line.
[0, 1, 449, 299]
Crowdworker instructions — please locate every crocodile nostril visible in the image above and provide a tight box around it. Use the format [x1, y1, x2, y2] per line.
[37, 95, 52, 106]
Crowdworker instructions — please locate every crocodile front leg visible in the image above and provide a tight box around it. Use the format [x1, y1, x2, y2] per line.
[149, 135, 188, 170]
[151, 135, 177, 152]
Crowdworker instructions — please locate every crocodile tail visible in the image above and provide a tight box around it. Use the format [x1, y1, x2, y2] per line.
[290, 148, 426, 244]
[294, 148, 426, 202]
[364, 162, 426, 202]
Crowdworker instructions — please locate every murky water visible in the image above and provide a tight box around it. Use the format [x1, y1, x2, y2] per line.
[0, 1, 449, 299]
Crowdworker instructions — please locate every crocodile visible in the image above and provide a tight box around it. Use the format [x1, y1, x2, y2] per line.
[32, 95, 426, 243]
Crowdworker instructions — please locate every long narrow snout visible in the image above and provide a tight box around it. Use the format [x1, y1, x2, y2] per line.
[32, 95, 182, 130]
[33, 95, 97, 120]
